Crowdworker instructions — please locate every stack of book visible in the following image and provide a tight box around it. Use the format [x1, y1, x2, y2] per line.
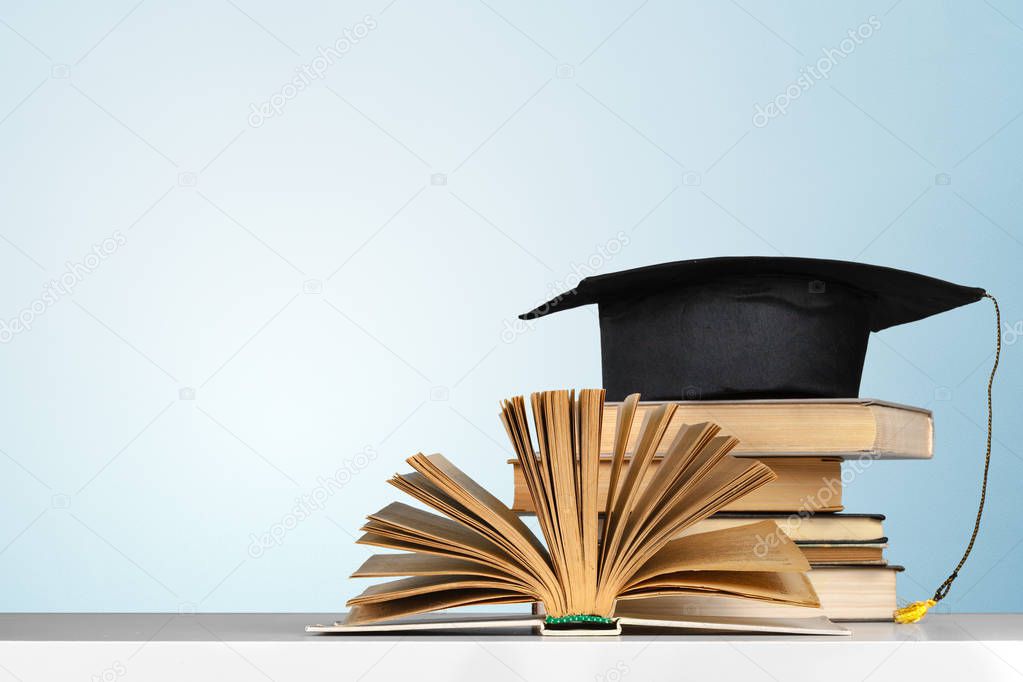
[510, 398, 932, 621]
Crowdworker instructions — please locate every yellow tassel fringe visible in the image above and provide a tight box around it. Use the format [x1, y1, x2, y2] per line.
[893, 599, 936, 624]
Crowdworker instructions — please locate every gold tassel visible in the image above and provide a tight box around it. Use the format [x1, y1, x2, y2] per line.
[893, 599, 935, 624]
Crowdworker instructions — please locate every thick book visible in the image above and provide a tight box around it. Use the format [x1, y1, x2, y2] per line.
[533, 565, 901, 623]
[510, 456, 843, 513]
[600, 399, 932, 459]
[317, 390, 848, 636]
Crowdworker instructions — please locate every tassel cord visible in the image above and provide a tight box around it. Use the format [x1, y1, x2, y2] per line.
[895, 293, 1001, 624]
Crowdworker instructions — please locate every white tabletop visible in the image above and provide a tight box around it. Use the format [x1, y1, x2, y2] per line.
[1, 613, 1021, 681]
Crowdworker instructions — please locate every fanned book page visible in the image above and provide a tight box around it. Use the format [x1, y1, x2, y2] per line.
[311, 389, 849, 636]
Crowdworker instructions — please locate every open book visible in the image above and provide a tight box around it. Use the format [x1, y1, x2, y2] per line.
[310, 389, 848, 636]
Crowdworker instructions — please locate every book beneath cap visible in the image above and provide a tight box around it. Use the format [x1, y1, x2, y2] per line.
[600, 399, 932, 459]
[312, 390, 849, 636]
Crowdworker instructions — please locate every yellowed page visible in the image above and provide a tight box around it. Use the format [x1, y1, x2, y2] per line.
[606, 458, 777, 595]
[621, 570, 819, 607]
[625, 520, 810, 589]
[602, 393, 640, 532]
[353, 553, 528, 584]
[579, 389, 604, 613]
[502, 395, 566, 608]
[348, 574, 533, 605]
[345, 590, 533, 626]
[596, 403, 676, 612]
[544, 391, 584, 612]
[407, 453, 562, 612]
[613, 426, 725, 573]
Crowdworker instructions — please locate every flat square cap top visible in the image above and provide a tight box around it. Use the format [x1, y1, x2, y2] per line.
[519, 256, 985, 331]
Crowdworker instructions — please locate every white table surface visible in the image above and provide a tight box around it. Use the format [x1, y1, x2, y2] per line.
[1, 613, 1022, 682]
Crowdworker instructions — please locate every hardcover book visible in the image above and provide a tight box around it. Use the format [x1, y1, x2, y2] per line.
[606, 565, 902, 622]
[600, 399, 932, 459]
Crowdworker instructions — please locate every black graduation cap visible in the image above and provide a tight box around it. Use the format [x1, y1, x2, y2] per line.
[520, 257, 986, 401]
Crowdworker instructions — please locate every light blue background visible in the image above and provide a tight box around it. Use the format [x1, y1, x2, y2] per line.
[0, 0, 1019, 614]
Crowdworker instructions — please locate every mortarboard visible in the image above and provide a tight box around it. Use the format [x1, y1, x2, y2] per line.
[519, 256, 1001, 624]
[520, 256, 986, 401]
